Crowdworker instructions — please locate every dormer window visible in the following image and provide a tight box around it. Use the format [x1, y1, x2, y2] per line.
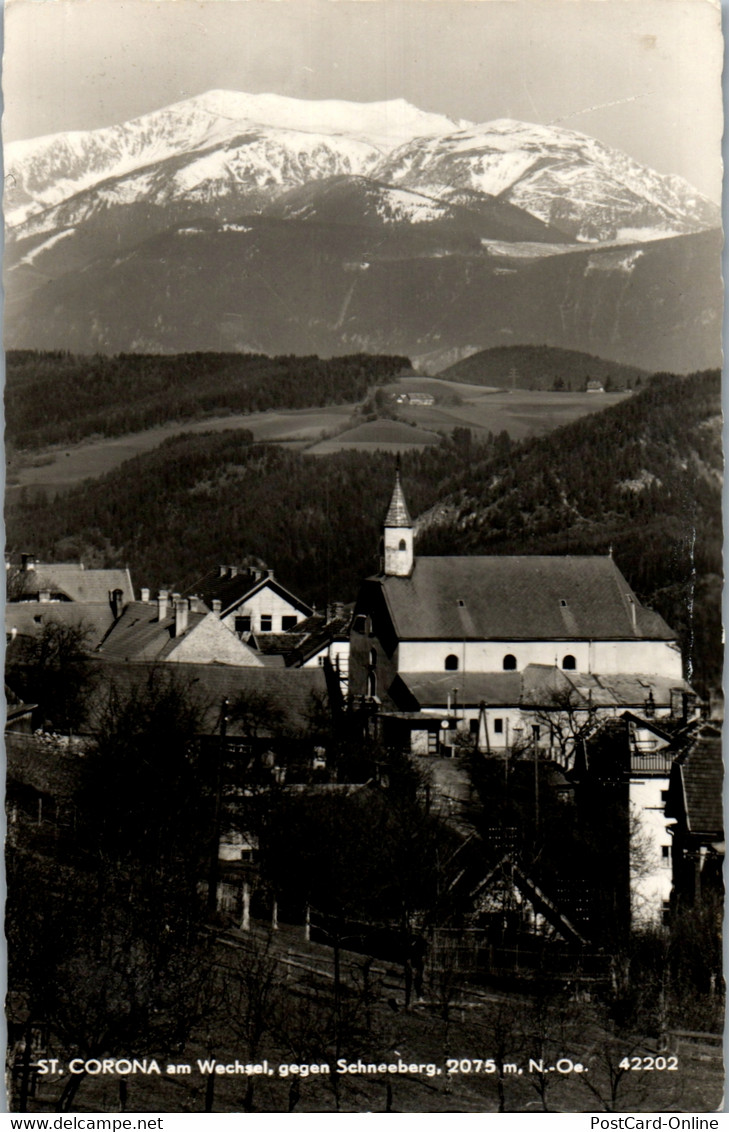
[445, 654, 459, 671]
[503, 654, 517, 671]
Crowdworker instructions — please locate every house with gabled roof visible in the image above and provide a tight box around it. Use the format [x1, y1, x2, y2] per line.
[350, 469, 694, 757]
[96, 591, 264, 667]
[181, 562, 313, 637]
[10, 556, 134, 609]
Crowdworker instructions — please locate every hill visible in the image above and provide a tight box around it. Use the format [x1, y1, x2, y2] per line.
[6, 372, 720, 695]
[5, 350, 409, 450]
[438, 345, 649, 391]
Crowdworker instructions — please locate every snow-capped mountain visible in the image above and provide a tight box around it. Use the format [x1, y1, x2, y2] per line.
[376, 119, 719, 241]
[3, 92, 722, 370]
[5, 91, 466, 227]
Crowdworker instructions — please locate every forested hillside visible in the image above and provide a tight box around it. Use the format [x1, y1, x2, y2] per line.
[6, 350, 410, 449]
[7, 371, 721, 694]
[418, 370, 722, 694]
[439, 344, 649, 390]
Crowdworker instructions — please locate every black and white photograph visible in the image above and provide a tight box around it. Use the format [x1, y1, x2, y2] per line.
[2, 0, 724, 1115]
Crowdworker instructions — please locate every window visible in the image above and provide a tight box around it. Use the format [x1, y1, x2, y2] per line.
[469, 719, 479, 734]
[562, 654, 576, 670]
[494, 718, 504, 734]
[532, 724, 540, 742]
[367, 671, 377, 697]
[260, 614, 272, 632]
[281, 615, 297, 631]
[235, 615, 251, 634]
[353, 614, 367, 634]
[661, 789, 669, 803]
[661, 845, 671, 860]
[398, 539, 407, 551]
[369, 648, 378, 668]
[503, 654, 517, 671]
[445, 654, 459, 671]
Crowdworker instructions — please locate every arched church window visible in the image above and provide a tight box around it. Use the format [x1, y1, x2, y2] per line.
[445, 654, 459, 671]
[399, 539, 407, 551]
[369, 648, 378, 668]
[503, 654, 517, 671]
[562, 654, 576, 670]
[367, 671, 377, 698]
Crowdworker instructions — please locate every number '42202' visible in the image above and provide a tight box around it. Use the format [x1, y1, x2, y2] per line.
[619, 1056, 678, 1071]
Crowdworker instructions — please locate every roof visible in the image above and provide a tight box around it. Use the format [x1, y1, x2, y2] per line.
[15, 563, 134, 604]
[96, 601, 262, 665]
[375, 556, 675, 641]
[90, 660, 328, 736]
[384, 471, 412, 528]
[181, 566, 312, 618]
[5, 602, 118, 648]
[397, 665, 692, 710]
[669, 725, 723, 837]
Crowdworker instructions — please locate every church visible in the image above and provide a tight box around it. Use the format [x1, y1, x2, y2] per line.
[349, 469, 695, 760]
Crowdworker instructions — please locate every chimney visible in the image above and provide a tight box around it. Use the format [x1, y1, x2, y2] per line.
[230, 565, 238, 578]
[21, 554, 35, 572]
[218, 565, 228, 578]
[39, 589, 51, 603]
[140, 587, 150, 603]
[175, 597, 189, 637]
[212, 599, 222, 616]
[157, 590, 169, 621]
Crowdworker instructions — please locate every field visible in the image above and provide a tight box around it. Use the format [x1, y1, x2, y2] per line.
[6, 382, 629, 500]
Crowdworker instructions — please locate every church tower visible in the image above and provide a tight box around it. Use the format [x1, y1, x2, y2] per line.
[382, 464, 414, 577]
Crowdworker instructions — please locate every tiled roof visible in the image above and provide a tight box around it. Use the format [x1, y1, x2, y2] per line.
[97, 602, 262, 665]
[398, 665, 692, 710]
[384, 472, 412, 528]
[90, 660, 328, 736]
[16, 564, 134, 604]
[181, 567, 312, 618]
[5, 602, 117, 647]
[377, 556, 675, 640]
[97, 602, 206, 662]
[673, 725, 723, 836]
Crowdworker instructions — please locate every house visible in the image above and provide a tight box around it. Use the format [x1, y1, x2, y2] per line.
[6, 601, 122, 650]
[9, 556, 134, 610]
[350, 470, 694, 758]
[665, 722, 724, 911]
[96, 591, 264, 666]
[586, 380, 605, 393]
[579, 714, 690, 931]
[181, 562, 313, 636]
[251, 606, 351, 687]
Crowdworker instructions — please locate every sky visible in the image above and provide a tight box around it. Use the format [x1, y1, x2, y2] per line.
[2, 0, 724, 201]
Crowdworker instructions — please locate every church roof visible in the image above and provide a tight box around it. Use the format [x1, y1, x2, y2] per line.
[376, 556, 675, 641]
[384, 472, 412, 528]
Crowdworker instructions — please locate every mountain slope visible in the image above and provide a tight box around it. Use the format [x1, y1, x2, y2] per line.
[416, 370, 722, 694]
[6, 219, 721, 373]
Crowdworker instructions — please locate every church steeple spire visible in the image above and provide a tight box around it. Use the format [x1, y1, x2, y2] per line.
[382, 458, 414, 576]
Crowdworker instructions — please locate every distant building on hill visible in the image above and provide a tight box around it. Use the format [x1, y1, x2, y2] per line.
[586, 379, 605, 393]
